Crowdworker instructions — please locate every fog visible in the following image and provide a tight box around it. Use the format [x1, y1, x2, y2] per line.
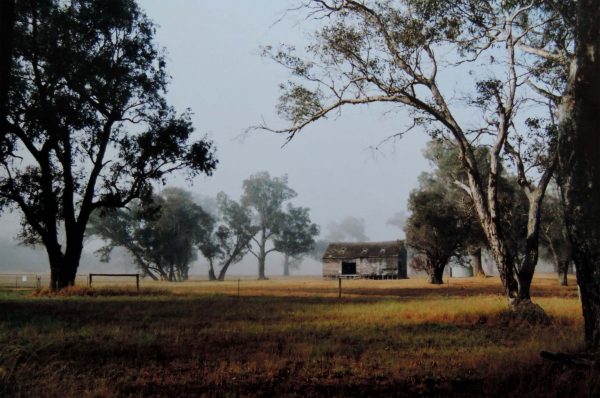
[0, 1, 448, 277]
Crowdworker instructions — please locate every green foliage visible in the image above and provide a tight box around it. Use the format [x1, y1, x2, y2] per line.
[1, 0, 217, 287]
[274, 205, 319, 272]
[241, 172, 297, 233]
[422, 140, 487, 249]
[309, 239, 330, 261]
[240, 172, 317, 277]
[264, 0, 562, 298]
[422, 139, 533, 265]
[277, 82, 323, 125]
[198, 193, 257, 281]
[405, 173, 469, 283]
[242, 172, 295, 278]
[89, 188, 213, 281]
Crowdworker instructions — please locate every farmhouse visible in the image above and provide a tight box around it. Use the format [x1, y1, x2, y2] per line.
[322, 240, 408, 279]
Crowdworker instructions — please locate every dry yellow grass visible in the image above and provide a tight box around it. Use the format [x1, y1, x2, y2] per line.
[0, 274, 594, 397]
[31, 285, 171, 297]
[144, 273, 579, 298]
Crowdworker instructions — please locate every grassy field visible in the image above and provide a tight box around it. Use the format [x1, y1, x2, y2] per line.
[0, 275, 597, 397]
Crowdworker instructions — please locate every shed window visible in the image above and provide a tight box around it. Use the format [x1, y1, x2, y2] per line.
[341, 261, 357, 275]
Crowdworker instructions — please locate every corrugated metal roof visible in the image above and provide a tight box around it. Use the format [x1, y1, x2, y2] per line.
[322, 240, 405, 260]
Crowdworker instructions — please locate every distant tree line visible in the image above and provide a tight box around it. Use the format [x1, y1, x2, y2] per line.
[89, 172, 319, 281]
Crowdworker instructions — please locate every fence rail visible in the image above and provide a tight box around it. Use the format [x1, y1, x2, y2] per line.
[0, 273, 89, 288]
[0, 273, 141, 289]
[88, 273, 140, 291]
[0, 273, 43, 288]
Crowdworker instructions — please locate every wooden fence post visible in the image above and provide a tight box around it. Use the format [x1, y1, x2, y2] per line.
[88, 273, 92, 288]
[136, 274, 140, 292]
[338, 277, 342, 299]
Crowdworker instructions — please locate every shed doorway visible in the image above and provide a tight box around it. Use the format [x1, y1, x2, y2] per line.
[341, 261, 357, 275]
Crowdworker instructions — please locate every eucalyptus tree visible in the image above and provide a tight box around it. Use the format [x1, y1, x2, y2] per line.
[422, 140, 490, 276]
[0, 0, 15, 124]
[274, 204, 319, 276]
[198, 192, 256, 281]
[241, 172, 297, 279]
[554, 0, 600, 352]
[259, 0, 560, 305]
[515, 0, 600, 351]
[0, 0, 217, 289]
[90, 188, 214, 282]
[405, 174, 469, 284]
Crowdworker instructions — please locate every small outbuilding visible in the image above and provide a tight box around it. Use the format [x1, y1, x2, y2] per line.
[322, 240, 408, 279]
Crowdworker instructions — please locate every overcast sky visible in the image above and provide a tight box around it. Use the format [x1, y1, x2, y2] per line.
[0, 1, 434, 276]
[137, 0, 432, 236]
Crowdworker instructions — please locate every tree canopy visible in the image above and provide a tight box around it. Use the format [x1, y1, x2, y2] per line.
[405, 173, 470, 284]
[240, 171, 318, 279]
[0, 0, 217, 289]
[198, 192, 256, 281]
[242, 172, 296, 279]
[274, 204, 319, 276]
[261, 0, 562, 304]
[89, 188, 213, 281]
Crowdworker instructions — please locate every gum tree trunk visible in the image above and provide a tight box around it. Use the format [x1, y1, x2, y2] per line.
[514, 192, 550, 302]
[559, 0, 600, 352]
[283, 254, 290, 277]
[544, 232, 571, 286]
[469, 247, 485, 277]
[257, 228, 267, 280]
[49, 254, 79, 290]
[47, 228, 85, 290]
[217, 258, 237, 281]
[0, 0, 15, 123]
[425, 259, 446, 285]
[208, 263, 217, 281]
[559, 262, 568, 287]
[258, 256, 266, 280]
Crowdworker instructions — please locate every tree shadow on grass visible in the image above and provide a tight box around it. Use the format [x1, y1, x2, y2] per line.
[0, 293, 589, 397]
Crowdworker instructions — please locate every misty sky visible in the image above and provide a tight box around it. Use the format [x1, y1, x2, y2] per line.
[0, 1, 436, 275]
[137, 1, 432, 236]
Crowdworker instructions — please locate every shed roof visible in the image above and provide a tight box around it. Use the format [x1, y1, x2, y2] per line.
[322, 241, 405, 260]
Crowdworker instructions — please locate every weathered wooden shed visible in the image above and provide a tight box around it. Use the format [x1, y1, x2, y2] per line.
[322, 241, 408, 279]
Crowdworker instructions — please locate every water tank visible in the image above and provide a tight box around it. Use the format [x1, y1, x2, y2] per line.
[450, 265, 474, 278]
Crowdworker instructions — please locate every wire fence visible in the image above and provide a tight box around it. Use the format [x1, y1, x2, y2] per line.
[0, 273, 38, 288]
[0, 273, 140, 289]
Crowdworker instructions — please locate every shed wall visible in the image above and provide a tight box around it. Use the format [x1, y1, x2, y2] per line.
[323, 256, 405, 278]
